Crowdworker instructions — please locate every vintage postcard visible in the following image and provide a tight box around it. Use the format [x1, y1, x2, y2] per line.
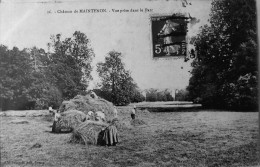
[0, 0, 259, 166]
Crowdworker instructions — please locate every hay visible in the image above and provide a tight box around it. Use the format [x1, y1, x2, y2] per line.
[110, 118, 131, 131]
[130, 118, 147, 126]
[30, 143, 42, 149]
[52, 110, 87, 133]
[59, 95, 116, 122]
[70, 121, 109, 145]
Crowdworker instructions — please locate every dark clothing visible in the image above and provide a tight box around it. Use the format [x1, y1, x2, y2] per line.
[99, 125, 118, 146]
[131, 113, 135, 120]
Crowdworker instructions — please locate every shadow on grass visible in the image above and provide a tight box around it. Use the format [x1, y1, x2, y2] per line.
[44, 130, 72, 134]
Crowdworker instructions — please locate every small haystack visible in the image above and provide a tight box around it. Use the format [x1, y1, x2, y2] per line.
[130, 118, 147, 126]
[70, 121, 109, 145]
[52, 110, 86, 133]
[59, 95, 116, 122]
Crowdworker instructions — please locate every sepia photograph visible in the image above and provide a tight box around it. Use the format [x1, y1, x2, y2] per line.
[0, 0, 259, 166]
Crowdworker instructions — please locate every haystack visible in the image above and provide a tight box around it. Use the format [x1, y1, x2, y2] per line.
[59, 95, 116, 122]
[70, 121, 109, 145]
[52, 110, 86, 133]
[130, 118, 147, 126]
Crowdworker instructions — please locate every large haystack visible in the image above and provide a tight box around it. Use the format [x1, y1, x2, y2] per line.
[59, 95, 116, 122]
[70, 121, 109, 145]
[52, 110, 86, 133]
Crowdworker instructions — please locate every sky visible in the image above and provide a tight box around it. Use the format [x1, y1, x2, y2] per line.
[0, 0, 212, 92]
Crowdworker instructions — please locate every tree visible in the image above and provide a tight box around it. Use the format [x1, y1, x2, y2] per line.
[130, 88, 145, 103]
[0, 46, 35, 110]
[0, 45, 15, 110]
[97, 51, 142, 105]
[0, 45, 62, 110]
[175, 89, 189, 101]
[145, 88, 158, 102]
[0, 31, 94, 110]
[187, 0, 257, 110]
[48, 31, 95, 99]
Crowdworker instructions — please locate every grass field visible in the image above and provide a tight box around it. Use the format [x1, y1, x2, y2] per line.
[0, 108, 259, 167]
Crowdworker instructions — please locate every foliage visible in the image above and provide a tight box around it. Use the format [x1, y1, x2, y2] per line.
[97, 51, 143, 105]
[25, 47, 63, 109]
[48, 31, 95, 100]
[0, 31, 94, 110]
[130, 88, 145, 103]
[0, 46, 34, 110]
[175, 89, 189, 101]
[92, 89, 112, 102]
[0, 45, 63, 110]
[187, 0, 258, 110]
[145, 89, 174, 102]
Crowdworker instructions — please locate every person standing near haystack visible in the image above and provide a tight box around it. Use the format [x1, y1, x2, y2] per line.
[102, 124, 119, 146]
[131, 105, 136, 120]
[96, 110, 119, 146]
[52, 111, 61, 133]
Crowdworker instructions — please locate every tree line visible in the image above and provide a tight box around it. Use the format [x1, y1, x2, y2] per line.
[0, 31, 146, 110]
[0, 32, 93, 110]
